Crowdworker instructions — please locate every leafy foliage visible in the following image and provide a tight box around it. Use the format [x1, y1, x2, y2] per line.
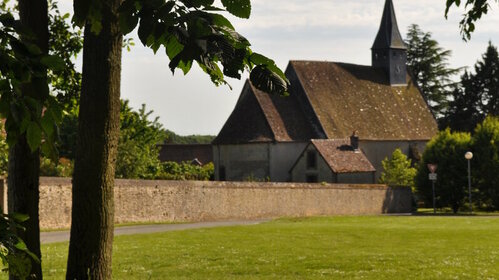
[405, 24, 461, 120]
[164, 130, 214, 144]
[158, 161, 213, 180]
[115, 0, 288, 94]
[445, 0, 499, 41]
[415, 129, 471, 213]
[47, 0, 83, 113]
[379, 149, 417, 189]
[0, 213, 40, 279]
[443, 42, 499, 132]
[115, 100, 166, 179]
[39, 157, 73, 177]
[0, 10, 64, 154]
[471, 116, 499, 210]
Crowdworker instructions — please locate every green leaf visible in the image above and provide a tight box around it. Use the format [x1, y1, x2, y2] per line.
[138, 16, 155, 46]
[249, 53, 274, 66]
[10, 213, 29, 223]
[181, 0, 215, 8]
[41, 114, 54, 137]
[250, 65, 288, 95]
[14, 240, 28, 251]
[165, 35, 184, 60]
[208, 13, 234, 30]
[119, 5, 139, 34]
[221, 0, 251, 19]
[26, 122, 42, 152]
[40, 55, 65, 71]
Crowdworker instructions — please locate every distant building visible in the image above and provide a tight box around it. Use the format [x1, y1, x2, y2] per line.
[158, 144, 213, 165]
[212, 0, 438, 183]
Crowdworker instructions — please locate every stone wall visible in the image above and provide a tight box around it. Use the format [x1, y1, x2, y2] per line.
[0, 177, 412, 229]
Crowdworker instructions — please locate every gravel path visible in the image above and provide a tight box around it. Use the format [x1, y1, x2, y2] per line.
[41, 219, 270, 244]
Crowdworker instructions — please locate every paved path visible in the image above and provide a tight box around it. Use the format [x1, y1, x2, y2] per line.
[41, 220, 270, 244]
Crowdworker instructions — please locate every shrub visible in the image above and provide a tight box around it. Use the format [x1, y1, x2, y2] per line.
[39, 157, 73, 177]
[472, 116, 499, 210]
[415, 129, 471, 213]
[379, 149, 417, 189]
[158, 161, 214, 181]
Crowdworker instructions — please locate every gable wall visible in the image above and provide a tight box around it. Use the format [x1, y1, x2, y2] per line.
[214, 142, 308, 182]
[269, 142, 308, 181]
[290, 145, 334, 183]
[359, 140, 427, 181]
[214, 143, 270, 181]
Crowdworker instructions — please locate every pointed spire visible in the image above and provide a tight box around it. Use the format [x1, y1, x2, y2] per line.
[372, 0, 405, 50]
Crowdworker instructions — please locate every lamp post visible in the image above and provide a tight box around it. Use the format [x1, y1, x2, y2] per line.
[465, 151, 473, 214]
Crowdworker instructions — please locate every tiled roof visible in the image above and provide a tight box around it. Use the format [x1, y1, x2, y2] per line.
[289, 61, 438, 140]
[214, 60, 438, 144]
[311, 139, 375, 173]
[372, 0, 406, 50]
[212, 82, 276, 144]
[213, 80, 319, 144]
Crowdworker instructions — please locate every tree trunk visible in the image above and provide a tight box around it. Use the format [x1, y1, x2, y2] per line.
[66, 0, 122, 279]
[7, 1, 48, 279]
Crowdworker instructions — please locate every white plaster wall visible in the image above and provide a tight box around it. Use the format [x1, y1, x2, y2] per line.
[214, 143, 270, 181]
[290, 145, 334, 183]
[270, 142, 308, 181]
[359, 140, 427, 181]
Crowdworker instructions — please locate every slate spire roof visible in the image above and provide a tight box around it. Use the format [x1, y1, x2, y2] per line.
[372, 0, 406, 50]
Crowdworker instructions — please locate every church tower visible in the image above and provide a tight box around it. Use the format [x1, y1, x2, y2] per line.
[372, 0, 407, 86]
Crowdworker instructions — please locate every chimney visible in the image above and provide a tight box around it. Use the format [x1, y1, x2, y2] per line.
[350, 131, 359, 151]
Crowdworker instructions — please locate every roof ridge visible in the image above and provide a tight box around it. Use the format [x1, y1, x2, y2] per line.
[248, 82, 279, 142]
[287, 63, 329, 139]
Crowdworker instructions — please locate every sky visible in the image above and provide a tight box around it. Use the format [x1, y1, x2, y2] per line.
[58, 0, 499, 136]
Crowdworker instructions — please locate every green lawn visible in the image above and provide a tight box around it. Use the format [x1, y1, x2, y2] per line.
[6, 216, 499, 279]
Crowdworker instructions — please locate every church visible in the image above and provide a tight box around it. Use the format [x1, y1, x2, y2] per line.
[212, 0, 438, 183]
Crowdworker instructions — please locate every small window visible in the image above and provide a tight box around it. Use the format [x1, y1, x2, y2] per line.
[219, 166, 226, 181]
[307, 151, 317, 169]
[306, 174, 318, 183]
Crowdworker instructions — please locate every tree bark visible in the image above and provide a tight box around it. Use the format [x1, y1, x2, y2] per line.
[7, 1, 48, 279]
[66, 0, 122, 279]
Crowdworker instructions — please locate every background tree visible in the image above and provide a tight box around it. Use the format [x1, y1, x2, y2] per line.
[405, 24, 460, 120]
[442, 71, 484, 132]
[443, 42, 499, 132]
[1, 3, 81, 277]
[6, 1, 48, 278]
[477, 42, 499, 115]
[471, 116, 499, 210]
[415, 129, 471, 213]
[68, 0, 289, 278]
[163, 130, 214, 144]
[115, 100, 165, 179]
[379, 148, 417, 189]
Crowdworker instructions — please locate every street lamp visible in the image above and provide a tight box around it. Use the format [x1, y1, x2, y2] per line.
[465, 151, 473, 214]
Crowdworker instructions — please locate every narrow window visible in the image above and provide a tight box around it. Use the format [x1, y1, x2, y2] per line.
[219, 166, 226, 181]
[307, 151, 317, 169]
[306, 174, 318, 183]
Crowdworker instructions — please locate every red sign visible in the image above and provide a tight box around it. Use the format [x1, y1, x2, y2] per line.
[427, 164, 437, 173]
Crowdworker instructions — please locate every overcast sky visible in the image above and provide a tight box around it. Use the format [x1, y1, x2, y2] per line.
[59, 0, 499, 135]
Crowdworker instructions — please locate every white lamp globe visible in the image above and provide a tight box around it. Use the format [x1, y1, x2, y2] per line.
[465, 152, 473, 160]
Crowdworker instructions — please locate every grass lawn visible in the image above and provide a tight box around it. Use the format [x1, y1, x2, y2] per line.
[5, 216, 499, 279]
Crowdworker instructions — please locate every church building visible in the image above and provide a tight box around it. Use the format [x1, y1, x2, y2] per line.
[212, 0, 438, 183]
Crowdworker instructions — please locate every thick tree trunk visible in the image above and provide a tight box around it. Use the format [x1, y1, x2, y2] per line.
[7, 139, 42, 280]
[66, 1, 122, 279]
[7, 1, 48, 279]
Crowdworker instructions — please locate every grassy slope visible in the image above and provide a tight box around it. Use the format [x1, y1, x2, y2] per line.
[12, 216, 499, 279]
